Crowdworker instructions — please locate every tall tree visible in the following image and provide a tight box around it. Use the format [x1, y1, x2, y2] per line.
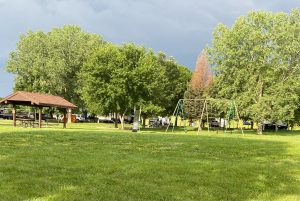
[6, 25, 103, 109]
[184, 51, 213, 120]
[207, 9, 300, 134]
[189, 51, 213, 92]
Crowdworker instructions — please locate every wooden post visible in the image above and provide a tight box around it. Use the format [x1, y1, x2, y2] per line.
[206, 101, 210, 132]
[63, 108, 67, 129]
[38, 106, 42, 128]
[12, 104, 16, 127]
[234, 102, 244, 135]
[197, 100, 206, 134]
[67, 108, 72, 123]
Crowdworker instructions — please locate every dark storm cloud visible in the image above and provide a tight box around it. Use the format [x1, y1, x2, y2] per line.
[0, 0, 299, 96]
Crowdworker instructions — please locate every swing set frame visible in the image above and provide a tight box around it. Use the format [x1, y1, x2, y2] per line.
[165, 98, 244, 135]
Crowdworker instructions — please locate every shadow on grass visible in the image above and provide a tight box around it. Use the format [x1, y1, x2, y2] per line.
[162, 126, 300, 136]
[0, 129, 299, 201]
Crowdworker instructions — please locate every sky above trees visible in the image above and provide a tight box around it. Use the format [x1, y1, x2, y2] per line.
[0, 0, 299, 97]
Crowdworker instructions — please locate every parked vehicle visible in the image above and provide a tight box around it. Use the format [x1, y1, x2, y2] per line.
[2, 113, 13, 120]
[148, 117, 169, 127]
[209, 119, 220, 127]
[243, 121, 251, 125]
[263, 121, 288, 130]
[99, 119, 115, 123]
[111, 118, 121, 124]
[124, 115, 134, 123]
[97, 115, 115, 123]
[149, 118, 160, 127]
[75, 114, 86, 122]
[34, 113, 51, 120]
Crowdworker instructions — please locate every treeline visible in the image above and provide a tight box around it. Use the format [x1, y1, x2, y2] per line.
[6, 26, 191, 128]
[7, 9, 299, 133]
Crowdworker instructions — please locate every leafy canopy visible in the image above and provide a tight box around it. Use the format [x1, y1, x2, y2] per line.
[207, 9, 300, 126]
[7, 25, 103, 109]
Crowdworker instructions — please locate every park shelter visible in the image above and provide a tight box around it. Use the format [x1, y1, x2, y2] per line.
[0, 91, 77, 128]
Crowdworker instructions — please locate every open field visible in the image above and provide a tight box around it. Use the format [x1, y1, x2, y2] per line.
[0, 120, 299, 201]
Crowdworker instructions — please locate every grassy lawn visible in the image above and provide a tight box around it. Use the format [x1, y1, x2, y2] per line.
[0, 120, 299, 201]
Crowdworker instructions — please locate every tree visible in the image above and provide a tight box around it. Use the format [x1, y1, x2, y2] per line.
[189, 51, 213, 92]
[133, 51, 191, 127]
[207, 9, 300, 134]
[134, 51, 167, 127]
[184, 51, 213, 120]
[80, 43, 149, 129]
[6, 25, 103, 109]
[80, 43, 191, 129]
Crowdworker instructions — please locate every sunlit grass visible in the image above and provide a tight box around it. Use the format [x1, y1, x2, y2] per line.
[0, 120, 299, 201]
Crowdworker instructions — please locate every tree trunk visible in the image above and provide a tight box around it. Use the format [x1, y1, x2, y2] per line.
[175, 116, 178, 127]
[257, 122, 263, 135]
[119, 114, 125, 130]
[250, 121, 254, 129]
[198, 119, 202, 131]
[275, 123, 278, 132]
[256, 80, 264, 135]
[142, 116, 146, 128]
[114, 112, 118, 128]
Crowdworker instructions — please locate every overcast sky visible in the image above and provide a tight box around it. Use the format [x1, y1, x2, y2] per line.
[0, 0, 299, 97]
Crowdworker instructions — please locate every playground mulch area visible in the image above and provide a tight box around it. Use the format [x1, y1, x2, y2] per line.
[0, 121, 299, 201]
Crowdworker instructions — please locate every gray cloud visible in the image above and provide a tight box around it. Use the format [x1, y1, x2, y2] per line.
[0, 0, 299, 97]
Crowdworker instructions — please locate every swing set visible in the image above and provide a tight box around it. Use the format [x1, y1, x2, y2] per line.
[165, 98, 244, 135]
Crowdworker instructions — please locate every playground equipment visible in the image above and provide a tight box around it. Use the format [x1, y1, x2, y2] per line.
[165, 98, 244, 135]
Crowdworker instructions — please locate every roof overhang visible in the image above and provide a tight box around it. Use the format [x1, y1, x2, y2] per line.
[0, 91, 77, 109]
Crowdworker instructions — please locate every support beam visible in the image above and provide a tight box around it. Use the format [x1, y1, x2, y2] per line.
[38, 106, 42, 128]
[12, 104, 16, 127]
[67, 108, 72, 123]
[63, 108, 67, 129]
[206, 101, 210, 132]
[197, 100, 206, 134]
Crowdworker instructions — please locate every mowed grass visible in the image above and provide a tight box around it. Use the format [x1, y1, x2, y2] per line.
[0, 120, 299, 201]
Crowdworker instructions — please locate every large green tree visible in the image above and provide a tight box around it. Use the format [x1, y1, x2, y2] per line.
[6, 25, 103, 109]
[139, 52, 191, 127]
[207, 9, 300, 134]
[80, 43, 148, 129]
[80, 43, 190, 129]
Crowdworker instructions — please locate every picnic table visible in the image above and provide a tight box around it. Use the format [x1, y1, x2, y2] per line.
[45, 118, 60, 127]
[17, 118, 37, 128]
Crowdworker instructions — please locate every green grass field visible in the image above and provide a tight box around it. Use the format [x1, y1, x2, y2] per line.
[0, 120, 299, 201]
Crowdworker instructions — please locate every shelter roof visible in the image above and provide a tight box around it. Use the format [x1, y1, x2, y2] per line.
[0, 91, 77, 109]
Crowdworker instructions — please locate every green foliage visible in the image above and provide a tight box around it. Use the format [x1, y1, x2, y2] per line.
[207, 9, 300, 131]
[7, 25, 190, 121]
[153, 53, 192, 116]
[80, 43, 191, 127]
[79, 43, 130, 116]
[6, 25, 104, 109]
